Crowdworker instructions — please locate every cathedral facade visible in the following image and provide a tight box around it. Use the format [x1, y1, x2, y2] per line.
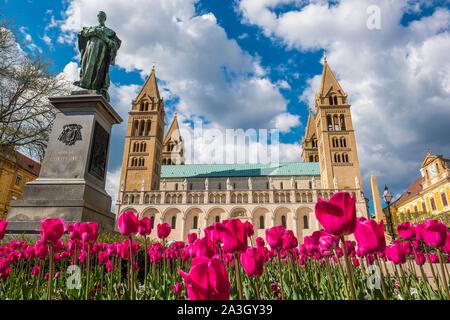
[115, 60, 368, 242]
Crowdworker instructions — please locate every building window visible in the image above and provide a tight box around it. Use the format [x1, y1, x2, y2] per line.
[281, 215, 286, 228]
[171, 216, 177, 229]
[215, 215, 220, 223]
[303, 215, 309, 229]
[422, 202, 427, 213]
[266, 182, 269, 189]
[309, 155, 314, 162]
[309, 181, 312, 189]
[233, 183, 236, 189]
[259, 216, 265, 229]
[175, 183, 179, 191]
[441, 192, 448, 207]
[340, 114, 346, 130]
[295, 182, 298, 189]
[193, 216, 198, 229]
[218, 183, 222, 190]
[315, 155, 319, 162]
[327, 115, 333, 131]
[329, 96, 333, 105]
[280, 182, 283, 189]
[189, 183, 193, 190]
[430, 197, 437, 211]
[15, 175, 22, 186]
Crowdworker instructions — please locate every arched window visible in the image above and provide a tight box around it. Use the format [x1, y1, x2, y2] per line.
[139, 120, 145, 136]
[340, 114, 346, 130]
[303, 215, 309, 229]
[259, 216, 265, 229]
[333, 96, 338, 105]
[309, 155, 314, 162]
[327, 115, 333, 131]
[171, 216, 176, 229]
[233, 183, 236, 189]
[144, 102, 149, 111]
[343, 153, 349, 163]
[329, 96, 334, 105]
[280, 182, 283, 189]
[131, 195, 135, 203]
[340, 137, 346, 148]
[193, 216, 198, 229]
[175, 183, 179, 191]
[133, 120, 139, 136]
[189, 183, 193, 190]
[145, 120, 151, 136]
[150, 216, 155, 229]
[337, 154, 341, 163]
[266, 182, 270, 189]
[315, 155, 319, 162]
[281, 215, 286, 228]
[218, 183, 222, 190]
[215, 215, 220, 223]
[333, 115, 339, 131]
[295, 182, 298, 189]
[309, 181, 312, 189]
[334, 154, 337, 162]
[140, 101, 144, 111]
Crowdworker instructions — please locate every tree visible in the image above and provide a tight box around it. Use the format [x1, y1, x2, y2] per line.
[0, 20, 70, 160]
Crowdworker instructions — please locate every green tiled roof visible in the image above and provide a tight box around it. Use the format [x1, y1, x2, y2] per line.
[161, 162, 320, 178]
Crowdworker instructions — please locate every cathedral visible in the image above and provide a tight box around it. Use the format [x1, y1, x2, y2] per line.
[115, 59, 368, 242]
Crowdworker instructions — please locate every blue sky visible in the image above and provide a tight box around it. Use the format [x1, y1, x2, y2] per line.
[2, 0, 450, 213]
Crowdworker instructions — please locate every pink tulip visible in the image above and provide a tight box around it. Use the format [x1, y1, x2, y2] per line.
[0, 220, 8, 240]
[173, 282, 184, 296]
[117, 211, 139, 236]
[137, 217, 152, 236]
[444, 231, 450, 254]
[80, 222, 99, 243]
[352, 257, 360, 268]
[244, 221, 254, 237]
[187, 233, 198, 244]
[179, 256, 231, 300]
[34, 241, 49, 259]
[0, 258, 11, 279]
[265, 225, 285, 250]
[204, 225, 220, 244]
[157, 223, 171, 239]
[282, 230, 298, 250]
[397, 222, 415, 241]
[190, 237, 214, 258]
[239, 247, 265, 277]
[255, 237, 265, 248]
[427, 253, 439, 263]
[215, 219, 249, 253]
[354, 218, 386, 255]
[314, 192, 357, 236]
[105, 260, 114, 272]
[98, 251, 109, 264]
[31, 265, 41, 276]
[414, 252, 425, 266]
[421, 219, 447, 248]
[40, 218, 65, 243]
[385, 243, 406, 264]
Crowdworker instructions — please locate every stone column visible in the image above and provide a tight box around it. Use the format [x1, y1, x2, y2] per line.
[7, 94, 122, 232]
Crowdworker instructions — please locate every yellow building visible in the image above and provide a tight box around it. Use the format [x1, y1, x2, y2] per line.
[390, 151, 450, 225]
[0, 145, 41, 218]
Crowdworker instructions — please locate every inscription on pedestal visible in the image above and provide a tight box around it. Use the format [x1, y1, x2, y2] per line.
[88, 121, 109, 181]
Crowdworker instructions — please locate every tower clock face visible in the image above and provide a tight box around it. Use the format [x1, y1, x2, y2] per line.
[429, 164, 437, 176]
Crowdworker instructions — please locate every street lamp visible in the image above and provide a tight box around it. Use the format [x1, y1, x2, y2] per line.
[382, 185, 395, 241]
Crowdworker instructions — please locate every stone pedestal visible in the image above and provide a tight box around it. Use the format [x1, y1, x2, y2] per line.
[7, 94, 122, 233]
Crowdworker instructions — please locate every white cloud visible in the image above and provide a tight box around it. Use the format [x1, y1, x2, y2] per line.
[105, 168, 121, 211]
[271, 112, 300, 133]
[58, 0, 297, 130]
[238, 0, 450, 196]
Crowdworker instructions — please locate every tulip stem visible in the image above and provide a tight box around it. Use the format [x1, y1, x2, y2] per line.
[129, 237, 134, 300]
[144, 237, 148, 299]
[375, 255, 389, 300]
[234, 252, 244, 300]
[276, 251, 286, 300]
[437, 250, 450, 299]
[340, 236, 356, 300]
[47, 245, 54, 300]
[85, 244, 90, 300]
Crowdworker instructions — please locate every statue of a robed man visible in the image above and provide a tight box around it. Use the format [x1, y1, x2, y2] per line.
[74, 11, 121, 101]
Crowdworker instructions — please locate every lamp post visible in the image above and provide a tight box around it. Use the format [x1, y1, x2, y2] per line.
[382, 185, 395, 241]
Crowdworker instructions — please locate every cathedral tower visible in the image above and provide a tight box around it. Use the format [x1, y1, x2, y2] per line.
[162, 113, 184, 165]
[301, 110, 319, 162]
[313, 57, 363, 190]
[118, 66, 165, 195]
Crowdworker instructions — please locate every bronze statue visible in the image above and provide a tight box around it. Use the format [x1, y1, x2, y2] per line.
[74, 11, 121, 101]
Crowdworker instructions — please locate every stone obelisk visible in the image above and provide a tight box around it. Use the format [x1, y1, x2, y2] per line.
[370, 175, 383, 222]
